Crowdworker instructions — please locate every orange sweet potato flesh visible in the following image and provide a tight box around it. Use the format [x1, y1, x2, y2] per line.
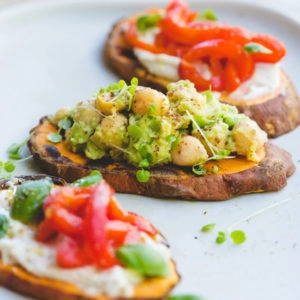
[27, 117, 295, 201]
[0, 260, 179, 300]
[104, 17, 300, 138]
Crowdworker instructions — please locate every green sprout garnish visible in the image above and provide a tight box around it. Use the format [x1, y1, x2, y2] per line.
[201, 223, 246, 245]
[0, 160, 16, 179]
[201, 223, 216, 232]
[216, 231, 226, 244]
[7, 135, 31, 160]
[47, 117, 72, 144]
[230, 230, 247, 244]
[244, 42, 272, 54]
[198, 9, 218, 21]
[192, 164, 207, 176]
[47, 133, 62, 143]
[137, 14, 162, 31]
[136, 169, 150, 183]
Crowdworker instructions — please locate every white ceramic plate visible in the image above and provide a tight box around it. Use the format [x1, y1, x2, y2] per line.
[0, 1, 300, 299]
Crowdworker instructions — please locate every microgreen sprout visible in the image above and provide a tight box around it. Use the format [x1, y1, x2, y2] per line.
[47, 117, 72, 144]
[186, 110, 235, 176]
[201, 223, 216, 232]
[244, 42, 272, 54]
[200, 223, 246, 245]
[216, 231, 226, 244]
[230, 230, 247, 244]
[137, 13, 162, 31]
[197, 9, 218, 21]
[7, 135, 31, 160]
[136, 169, 150, 183]
[0, 160, 16, 179]
[98, 77, 138, 112]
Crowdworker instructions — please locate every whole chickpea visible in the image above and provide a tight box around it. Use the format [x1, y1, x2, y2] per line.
[171, 135, 208, 166]
[132, 87, 170, 115]
[99, 113, 128, 148]
[52, 106, 71, 124]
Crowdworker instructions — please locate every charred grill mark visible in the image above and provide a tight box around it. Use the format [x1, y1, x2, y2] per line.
[44, 145, 61, 159]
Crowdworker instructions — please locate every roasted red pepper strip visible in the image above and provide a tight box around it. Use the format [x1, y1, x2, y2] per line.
[160, 0, 251, 45]
[249, 34, 286, 63]
[179, 39, 255, 92]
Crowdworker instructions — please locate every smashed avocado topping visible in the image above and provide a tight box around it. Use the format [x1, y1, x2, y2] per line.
[48, 78, 267, 181]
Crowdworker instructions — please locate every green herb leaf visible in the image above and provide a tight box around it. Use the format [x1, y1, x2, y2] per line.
[71, 170, 102, 187]
[130, 77, 139, 86]
[47, 132, 62, 143]
[4, 161, 16, 173]
[201, 9, 218, 21]
[230, 230, 246, 244]
[0, 214, 9, 239]
[10, 178, 54, 224]
[244, 42, 272, 54]
[57, 118, 72, 131]
[216, 231, 226, 244]
[139, 159, 150, 168]
[116, 244, 169, 277]
[201, 223, 216, 232]
[136, 169, 150, 183]
[192, 164, 207, 176]
[7, 143, 23, 160]
[137, 14, 162, 31]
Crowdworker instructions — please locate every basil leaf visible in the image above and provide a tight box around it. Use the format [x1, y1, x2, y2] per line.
[116, 244, 170, 277]
[71, 170, 102, 187]
[10, 178, 54, 224]
[0, 214, 9, 238]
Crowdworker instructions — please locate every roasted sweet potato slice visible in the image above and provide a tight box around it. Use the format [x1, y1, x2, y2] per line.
[27, 117, 295, 201]
[0, 176, 180, 300]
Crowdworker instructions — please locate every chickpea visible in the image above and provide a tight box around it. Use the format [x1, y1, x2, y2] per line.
[171, 135, 208, 166]
[96, 92, 127, 115]
[99, 113, 128, 148]
[132, 87, 170, 115]
[52, 106, 71, 124]
[232, 118, 267, 161]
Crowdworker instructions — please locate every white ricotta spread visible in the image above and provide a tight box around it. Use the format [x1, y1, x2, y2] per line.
[0, 186, 171, 297]
[133, 30, 281, 100]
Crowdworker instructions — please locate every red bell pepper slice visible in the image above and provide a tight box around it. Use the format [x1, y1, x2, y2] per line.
[179, 39, 255, 92]
[160, 0, 251, 46]
[249, 34, 286, 63]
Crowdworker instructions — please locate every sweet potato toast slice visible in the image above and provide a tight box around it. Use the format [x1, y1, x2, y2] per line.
[27, 117, 295, 201]
[104, 17, 300, 138]
[0, 175, 180, 300]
